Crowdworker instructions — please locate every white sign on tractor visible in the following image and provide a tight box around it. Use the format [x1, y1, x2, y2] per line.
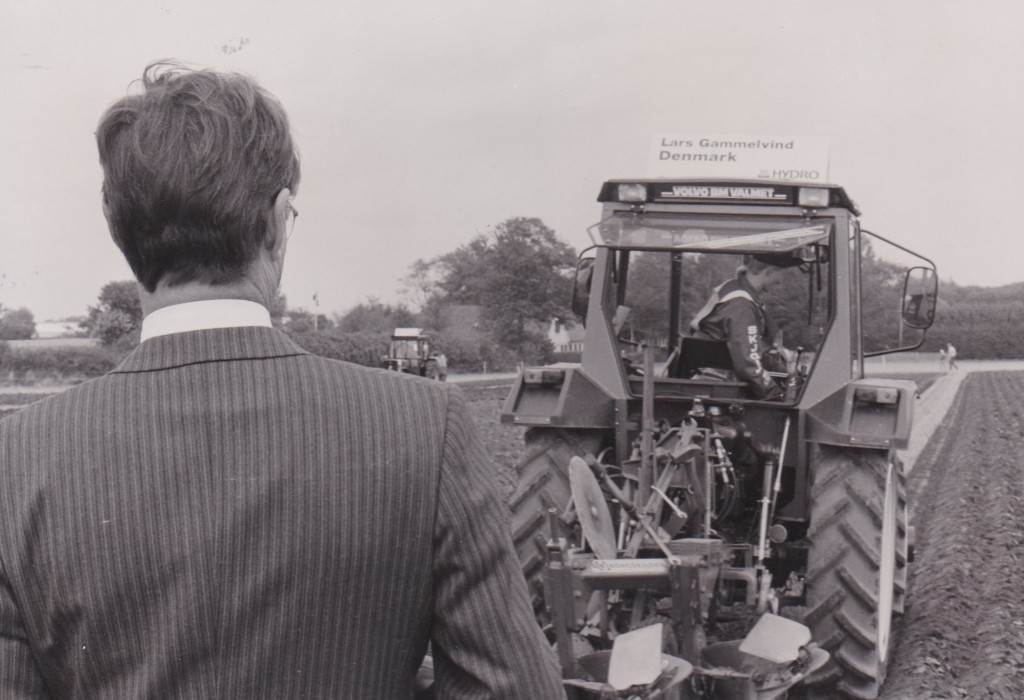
[648, 134, 830, 182]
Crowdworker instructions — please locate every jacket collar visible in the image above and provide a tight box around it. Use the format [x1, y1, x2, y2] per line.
[140, 299, 272, 342]
[111, 326, 310, 374]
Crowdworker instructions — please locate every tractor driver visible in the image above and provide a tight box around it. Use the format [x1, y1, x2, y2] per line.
[689, 254, 795, 400]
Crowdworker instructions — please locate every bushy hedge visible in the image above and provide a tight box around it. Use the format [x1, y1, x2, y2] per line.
[0, 344, 118, 382]
[284, 328, 555, 373]
[427, 332, 489, 372]
[286, 330, 390, 367]
[922, 300, 1024, 360]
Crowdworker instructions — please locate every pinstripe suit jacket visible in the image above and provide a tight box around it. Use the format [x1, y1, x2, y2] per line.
[0, 327, 563, 699]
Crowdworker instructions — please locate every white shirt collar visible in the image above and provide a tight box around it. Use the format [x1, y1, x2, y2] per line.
[140, 299, 273, 342]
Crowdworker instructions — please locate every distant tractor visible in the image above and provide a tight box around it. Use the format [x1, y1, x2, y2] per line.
[382, 328, 447, 380]
[501, 180, 938, 698]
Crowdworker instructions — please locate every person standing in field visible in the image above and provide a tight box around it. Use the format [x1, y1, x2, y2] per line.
[947, 342, 959, 370]
[0, 61, 563, 699]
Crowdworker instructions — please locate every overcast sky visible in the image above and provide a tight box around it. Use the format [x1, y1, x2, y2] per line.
[3, 0, 1023, 321]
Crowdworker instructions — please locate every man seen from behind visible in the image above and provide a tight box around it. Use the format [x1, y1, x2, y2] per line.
[0, 62, 563, 699]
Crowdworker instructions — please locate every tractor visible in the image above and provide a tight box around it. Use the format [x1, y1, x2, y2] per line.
[381, 328, 447, 380]
[501, 180, 937, 698]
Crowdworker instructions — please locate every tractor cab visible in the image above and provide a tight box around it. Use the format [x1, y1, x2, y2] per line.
[568, 180, 936, 407]
[381, 328, 446, 380]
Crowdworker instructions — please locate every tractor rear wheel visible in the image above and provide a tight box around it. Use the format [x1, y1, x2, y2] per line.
[803, 446, 907, 699]
[508, 427, 605, 617]
[893, 456, 909, 617]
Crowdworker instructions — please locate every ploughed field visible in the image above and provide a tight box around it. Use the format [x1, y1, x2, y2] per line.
[458, 379, 526, 498]
[880, 371, 1024, 699]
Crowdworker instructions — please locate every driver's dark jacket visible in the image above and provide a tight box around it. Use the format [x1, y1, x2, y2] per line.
[690, 275, 779, 399]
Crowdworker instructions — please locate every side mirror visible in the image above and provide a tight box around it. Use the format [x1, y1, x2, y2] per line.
[572, 257, 595, 319]
[901, 267, 938, 329]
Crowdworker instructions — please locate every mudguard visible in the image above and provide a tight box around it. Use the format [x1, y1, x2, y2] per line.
[500, 365, 615, 429]
[805, 378, 917, 449]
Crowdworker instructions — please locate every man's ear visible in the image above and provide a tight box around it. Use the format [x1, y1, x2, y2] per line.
[268, 187, 292, 259]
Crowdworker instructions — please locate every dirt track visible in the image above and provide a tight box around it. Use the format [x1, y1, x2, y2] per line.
[464, 369, 1024, 700]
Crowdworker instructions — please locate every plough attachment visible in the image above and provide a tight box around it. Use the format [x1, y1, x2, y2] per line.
[546, 453, 828, 699]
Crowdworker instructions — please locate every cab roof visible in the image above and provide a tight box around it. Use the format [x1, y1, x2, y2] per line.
[392, 328, 427, 338]
[598, 179, 859, 216]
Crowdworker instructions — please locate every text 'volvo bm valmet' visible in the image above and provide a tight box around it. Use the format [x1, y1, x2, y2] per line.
[502, 179, 938, 699]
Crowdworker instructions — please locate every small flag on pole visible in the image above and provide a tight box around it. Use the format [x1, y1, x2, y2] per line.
[313, 291, 319, 307]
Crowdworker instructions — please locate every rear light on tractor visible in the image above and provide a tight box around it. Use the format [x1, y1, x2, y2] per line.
[798, 187, 830, 208]
[617, 184, 648, 202]
[523, 368, 566, 385]
[854, 386, 899, 405]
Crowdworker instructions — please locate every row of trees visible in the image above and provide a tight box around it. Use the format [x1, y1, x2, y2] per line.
[77, 217, 579, 371]
[284, 218, 578, 370]
[15, 217, 1024, 370]
[404, 217, 576, 366]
